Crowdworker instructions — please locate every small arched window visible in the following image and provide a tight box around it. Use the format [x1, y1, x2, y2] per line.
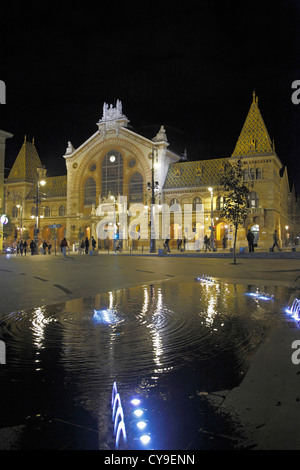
[84, 177, 96, 206]
[170, 198, 179, 206]
[44, 206, 50, 217]
[31, 206, 36, 216]
[12, 206, 18, 218]
[256, 168, 262, 179]
[216, 196, 224, 210]
[59, 205, 65, 217]
[192, 197, 202, 211]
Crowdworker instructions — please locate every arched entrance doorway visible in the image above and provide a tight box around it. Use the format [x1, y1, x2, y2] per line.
[216, 221, 229, 248]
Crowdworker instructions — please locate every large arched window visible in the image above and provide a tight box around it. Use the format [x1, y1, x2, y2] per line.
[102, 150, 123, 198]
[129, 172, 143, 203]
[84, 177, 96, 206]
[247, 191, 259, 208]
[170, 198, 179, 206]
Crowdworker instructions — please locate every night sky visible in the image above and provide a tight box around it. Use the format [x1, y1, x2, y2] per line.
[1, 0, 300, 191]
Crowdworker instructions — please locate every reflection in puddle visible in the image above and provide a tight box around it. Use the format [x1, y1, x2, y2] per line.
[0, 281, 290, 450]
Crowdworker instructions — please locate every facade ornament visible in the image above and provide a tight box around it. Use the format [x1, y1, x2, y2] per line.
[65, 141, 75, 155]
[152, 125, 168, 143]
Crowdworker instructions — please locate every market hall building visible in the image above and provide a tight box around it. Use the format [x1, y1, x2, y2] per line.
[3, 93, 300, 252]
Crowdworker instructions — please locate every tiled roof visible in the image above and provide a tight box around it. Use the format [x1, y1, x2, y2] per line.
[232, 93, 274, 157]
[26, 175, 67, 199]
[6, 138, 43, 182]
[163, 158, 228, 189]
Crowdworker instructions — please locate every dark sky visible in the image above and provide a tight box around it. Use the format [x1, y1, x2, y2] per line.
[1, 0, 300, 190]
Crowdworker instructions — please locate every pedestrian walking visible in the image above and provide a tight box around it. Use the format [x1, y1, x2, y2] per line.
[23, 240, 27, 256]
[84, 237, 89, 254]
[17, 241, 20, 255]
[204, 235, 211, 252]
[48, 242, 52, 254]
[164, 238, 170, 252]
[183, 236, 186, 251]
[271, 229, 282, 251]
[91, 236, 97, 250]
[177, 238, 182, 251]
[60, 237, 69, 256]
[246, 229, 255, 252]
[20, 240, 24, 255]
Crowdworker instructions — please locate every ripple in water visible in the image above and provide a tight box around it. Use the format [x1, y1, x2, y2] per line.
[0, 281, 289, 449]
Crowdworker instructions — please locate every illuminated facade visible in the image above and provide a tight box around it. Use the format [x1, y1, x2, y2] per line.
[4, 94, 300, 251]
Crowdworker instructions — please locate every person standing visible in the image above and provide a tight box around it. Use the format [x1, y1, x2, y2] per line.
[271, 229, 281, 251]
[23, 240, 27, 256]
[91, 236, 97, 250]
[42, 240, 48, 255]
[20, 240, 24, 256]
[60, 237, 69, 256]
[84, 237, 89, 254]
[48, 242, 52, 255]
[30, 239, 36, 255]
[246, 229, 255, 252]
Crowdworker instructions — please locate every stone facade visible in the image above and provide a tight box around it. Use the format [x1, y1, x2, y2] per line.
[3, 95, 300, 252]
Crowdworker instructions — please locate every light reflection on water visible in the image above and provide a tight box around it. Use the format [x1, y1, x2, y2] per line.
[0, 281, 289, 449]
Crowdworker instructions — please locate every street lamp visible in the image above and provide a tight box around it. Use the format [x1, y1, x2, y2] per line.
[33, 167, 46, 254]
[208, 187, 214, 251]
[148, 148, 159, 253]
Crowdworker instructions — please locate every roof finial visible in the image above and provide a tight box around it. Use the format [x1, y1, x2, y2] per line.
[253, 90, 256, 102]
[24, 134, 27, 143]
[32, 137, 35, 146]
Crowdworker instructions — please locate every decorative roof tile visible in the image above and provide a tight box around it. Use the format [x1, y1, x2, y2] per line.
[26, 175, 67, 199]
[163, 158, 227, 189]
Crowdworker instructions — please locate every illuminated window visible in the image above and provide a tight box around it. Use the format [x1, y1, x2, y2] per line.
[84, 177, 96, 206]
[247, 191, 259, 208]
[102, 150, 123, 198]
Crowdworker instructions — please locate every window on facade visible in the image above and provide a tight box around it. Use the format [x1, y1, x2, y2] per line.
[256, 168, 262, 179]
[249, 168, 255, 180]
[59, 205, 65, 217]
[31, 206, 36, 216]
[247, 191, 259, 208]
[12, 206, 18, 218]
[216, 196, 224, 210]
[44, 206, 50, 217]
[192, 197, 202, 211]
[129, 172, 143, 204]
[243, 169, 249, 181]
[84, 177, 96, 206]
[170, 198, 179, 206]
[102, 150, 123, 198]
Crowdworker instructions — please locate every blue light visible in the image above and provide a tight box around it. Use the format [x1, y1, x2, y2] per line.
[137, 421, 147, 430]
[93, 309, 120, 325]
[131, 398, 141, 406]
[140, 435, 151, 445]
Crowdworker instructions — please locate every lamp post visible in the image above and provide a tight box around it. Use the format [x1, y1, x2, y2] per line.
[33, 167, 46, 254]
[16, 201, 23, 241]
[208, 187, 214, 251]
[148, 149, 159, 253]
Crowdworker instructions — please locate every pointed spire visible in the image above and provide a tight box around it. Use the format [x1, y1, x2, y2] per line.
[232, 93, 273, 157]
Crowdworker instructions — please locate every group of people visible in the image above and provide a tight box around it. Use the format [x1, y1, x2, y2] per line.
[79, 236, 97, 254]
[16, 240, 28, 255]
[247, 229, 282, 253]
